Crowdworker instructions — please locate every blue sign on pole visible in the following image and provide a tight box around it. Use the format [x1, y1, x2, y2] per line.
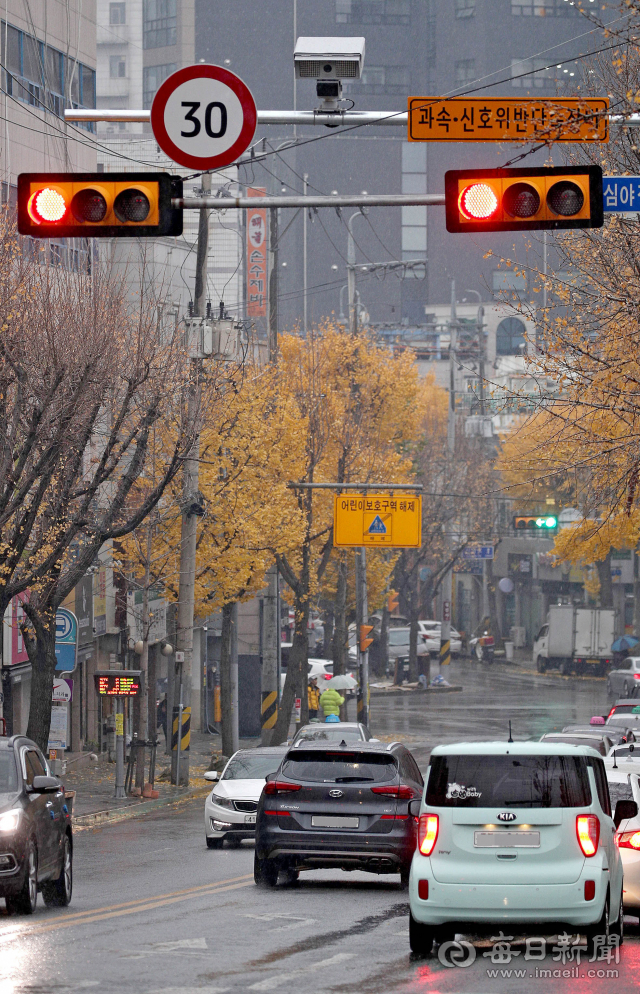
[461, 545, 494, 560]
[55, 608, 78, 673]
[603, 176, 640, 213]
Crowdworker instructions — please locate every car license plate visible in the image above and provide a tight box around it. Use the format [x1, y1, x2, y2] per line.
[587, 659, 599, 666]
[244, 814, 256, 824]
[474, 831, 540, 848]
[311, 815, 359, 829]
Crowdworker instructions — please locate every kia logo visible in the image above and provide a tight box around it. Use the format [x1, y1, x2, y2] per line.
[329, 789, 343, 798]
[497, 811, 517, 822]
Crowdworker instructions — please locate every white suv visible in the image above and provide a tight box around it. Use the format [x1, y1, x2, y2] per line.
[409, 741, 636, 957]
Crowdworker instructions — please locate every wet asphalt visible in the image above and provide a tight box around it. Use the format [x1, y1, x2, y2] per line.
[1, 658, 638, 994]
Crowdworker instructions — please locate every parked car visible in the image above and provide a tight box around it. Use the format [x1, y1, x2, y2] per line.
[539, 732, 612, 756]
[408, 741, 634, 957]
[563, 724, 632, 746]
[254, 740, 424, 887]
[204, 747, 287, 849]
[417, 621, 463, 656]
[280, 657, 334, 693]
[291, 722, 374, 746]
[0, 735, 72, 914]
[607, 657, 640, 698]
[607, 699, 640, 719]
[606, 766, 640, 914]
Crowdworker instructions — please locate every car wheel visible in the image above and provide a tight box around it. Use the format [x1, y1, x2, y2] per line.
[536, 656, 546, 674]
[409, 912, 435, 957]
[6, 841, 37, 915]
[206, 836, 224, 849]
[586, 894, 610, 958]
[610, 893, 624, 946]
[42, 834, 72, 908]
[254, 854, 279, 888]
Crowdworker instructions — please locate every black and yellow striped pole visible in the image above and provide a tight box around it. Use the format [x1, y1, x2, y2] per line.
[439, 637, 451, 669]
[261, 691, 278, 735]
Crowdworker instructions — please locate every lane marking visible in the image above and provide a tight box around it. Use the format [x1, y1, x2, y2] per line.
[0, 875, 253, 942]
[248, 952, 355, 991]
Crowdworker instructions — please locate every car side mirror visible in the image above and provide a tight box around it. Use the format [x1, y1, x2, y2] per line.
[31, 775, 61, 793]
[408, 799, 422, 818]
[614, 799, 638, 828]
[203, 771, 219, 782]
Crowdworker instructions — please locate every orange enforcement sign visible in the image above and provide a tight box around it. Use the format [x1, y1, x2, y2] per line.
[408, 97, 609, 144]
[333, 494, 422, 548]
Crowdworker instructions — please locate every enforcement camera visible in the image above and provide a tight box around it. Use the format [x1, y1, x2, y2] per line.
[294, 37, 365, 111]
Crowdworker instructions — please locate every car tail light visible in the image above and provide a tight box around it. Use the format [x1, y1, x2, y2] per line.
[617, 830, 640, 850]
[576, 814, 600, 856]
[584, 880, 596, 901]
[371, 785, 414, 800]
[418, 814, 439, 855]
[418, 879, 429, 900]
[264, 781, 301, 795]
[634, 674, 640, 681]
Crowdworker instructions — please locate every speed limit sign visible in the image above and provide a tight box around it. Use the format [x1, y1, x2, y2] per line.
[150, 64, 257, 171]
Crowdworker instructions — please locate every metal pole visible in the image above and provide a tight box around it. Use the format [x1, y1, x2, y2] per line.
[230, 601, 239, 753]
[65, 108, 412, 126]
[347, 214, 357, 337]
[303, 173, 308, 335]
[439, 280, 457, 676]
[355, 547, 370, 727]
[176, 193, 446, 210]
[114, 697, 125, 798]
[171, 171, 210, 785]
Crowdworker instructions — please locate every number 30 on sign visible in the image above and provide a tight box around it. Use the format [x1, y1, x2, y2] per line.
[151, 64, 257, 171]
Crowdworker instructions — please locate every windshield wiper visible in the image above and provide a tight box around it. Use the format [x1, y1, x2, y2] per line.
[333, 776, 375, 783]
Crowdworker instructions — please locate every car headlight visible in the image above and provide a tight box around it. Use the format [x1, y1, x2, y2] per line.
[0, 809, 21, 833]
[211, 793, 234, 810]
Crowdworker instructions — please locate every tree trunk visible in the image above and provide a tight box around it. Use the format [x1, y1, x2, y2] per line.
[485, 555, 503, 646]
[220, 602, 235, 759]
[597, 551, 614, 609]
[272, 595, 310, 744]
[23, 611, 57, 753]
[377, 602, 389, 679]
[332, 557, 348, 677]
[407, 563, 420, 683]
[323, 604, 334, 661]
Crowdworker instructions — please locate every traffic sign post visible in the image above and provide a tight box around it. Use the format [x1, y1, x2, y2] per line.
[333, 493, 422, 548]
[55, 608, 77, 673]
[408, 97, 609, 143]
[150, 64, 257, 170]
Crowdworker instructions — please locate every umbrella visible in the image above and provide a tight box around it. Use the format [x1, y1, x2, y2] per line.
[325, 674, 358, 690]
[612, 636, 639, 653]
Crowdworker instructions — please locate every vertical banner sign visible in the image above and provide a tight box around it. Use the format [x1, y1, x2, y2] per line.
[246, 187, 267, 317]
[11, 593, 30, 666]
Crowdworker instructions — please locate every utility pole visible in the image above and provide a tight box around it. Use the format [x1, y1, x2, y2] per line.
[355, 546, 369, 727]
[303, 173, 308, 335]
[347, 210, 366, 337]
[172, 171, 210, 785]
[439, 280, 457, 676]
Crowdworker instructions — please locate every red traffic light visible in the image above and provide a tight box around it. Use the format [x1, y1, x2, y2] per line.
[28, 187, 68, 223]
[459, 183, 499, 220]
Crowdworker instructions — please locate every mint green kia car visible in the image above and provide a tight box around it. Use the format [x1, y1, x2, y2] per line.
[409, 742, 637, 957]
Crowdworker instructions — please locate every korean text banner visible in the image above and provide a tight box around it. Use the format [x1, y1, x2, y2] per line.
[246, 187, 267, 318]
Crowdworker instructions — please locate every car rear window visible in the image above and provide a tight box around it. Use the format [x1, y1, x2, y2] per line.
[282, 750, 397, 784]
[295, 728, 361, 743]
[610, 705, 640, 716]
[426, 754, 591, 808]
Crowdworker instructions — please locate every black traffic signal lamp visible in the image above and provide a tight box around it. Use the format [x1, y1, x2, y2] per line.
[445, 165, 603, 233]
[513, 515, 558, 532]
[17, 172, 183, 238]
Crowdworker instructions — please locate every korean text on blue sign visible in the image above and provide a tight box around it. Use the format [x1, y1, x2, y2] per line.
[602, 176, 640, 213]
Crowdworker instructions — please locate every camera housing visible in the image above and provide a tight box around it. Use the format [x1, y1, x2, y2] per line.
[294, 37, 365, 113]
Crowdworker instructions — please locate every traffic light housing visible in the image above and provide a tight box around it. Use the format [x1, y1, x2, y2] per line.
[359, 624, 374, 652]
[445, 166, 603, 233]
[387, 590, 399, 613]
[17, 172, 183, 238]
[514, 515, 558, 531]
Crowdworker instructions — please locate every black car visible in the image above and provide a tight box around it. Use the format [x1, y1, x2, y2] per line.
[0, 735, 72, 914]
[254, 740, 423, 887]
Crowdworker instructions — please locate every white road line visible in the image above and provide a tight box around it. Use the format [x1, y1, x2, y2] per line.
[248, 952, 355, 991]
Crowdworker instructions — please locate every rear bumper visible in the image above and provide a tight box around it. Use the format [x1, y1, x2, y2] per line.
[409, 855, 610, 928]
[257, 826, 414, 872]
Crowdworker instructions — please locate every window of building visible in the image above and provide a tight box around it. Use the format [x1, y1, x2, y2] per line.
[110, 2, 127, 24]
[110, 55, 126, 78]
[512, 0, 580, 13]
[455, 59, 476, 84]
[335, 0, 410, 25]
[496, 317, 527, 355]
[346, 64, 409, 95]
[455, 0, 475, 16]
[143, 62, 176, 107]
[143, 0, 177, 49]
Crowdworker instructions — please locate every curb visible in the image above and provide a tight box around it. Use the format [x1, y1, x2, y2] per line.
[73, 784, 210, 832]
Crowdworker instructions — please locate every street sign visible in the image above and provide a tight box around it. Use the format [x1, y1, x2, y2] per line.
[603, 176, 640, 213]
[333, 494, 422, 548]
[52, 678, 73, 703]
[150, 64, 257, 170]
[48, 706, 68, 751]
[94, 671, 142, 697]
[461, 545, 494, 560]
[408, 97, 608, 143]
[55, 608, 77, 673]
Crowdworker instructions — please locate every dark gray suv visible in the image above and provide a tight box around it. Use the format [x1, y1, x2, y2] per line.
[254, 740, 423, 887]
[0, 735, 72, 914]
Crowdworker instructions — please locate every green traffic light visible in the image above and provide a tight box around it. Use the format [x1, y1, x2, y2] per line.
[545, 516, 557, 528]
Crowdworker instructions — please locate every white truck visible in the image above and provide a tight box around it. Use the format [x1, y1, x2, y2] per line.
[532, 605, 616, 676]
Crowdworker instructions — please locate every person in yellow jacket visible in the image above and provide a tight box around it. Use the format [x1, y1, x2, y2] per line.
[308, 676, 321, 719]
[320, 685, 345, 717]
